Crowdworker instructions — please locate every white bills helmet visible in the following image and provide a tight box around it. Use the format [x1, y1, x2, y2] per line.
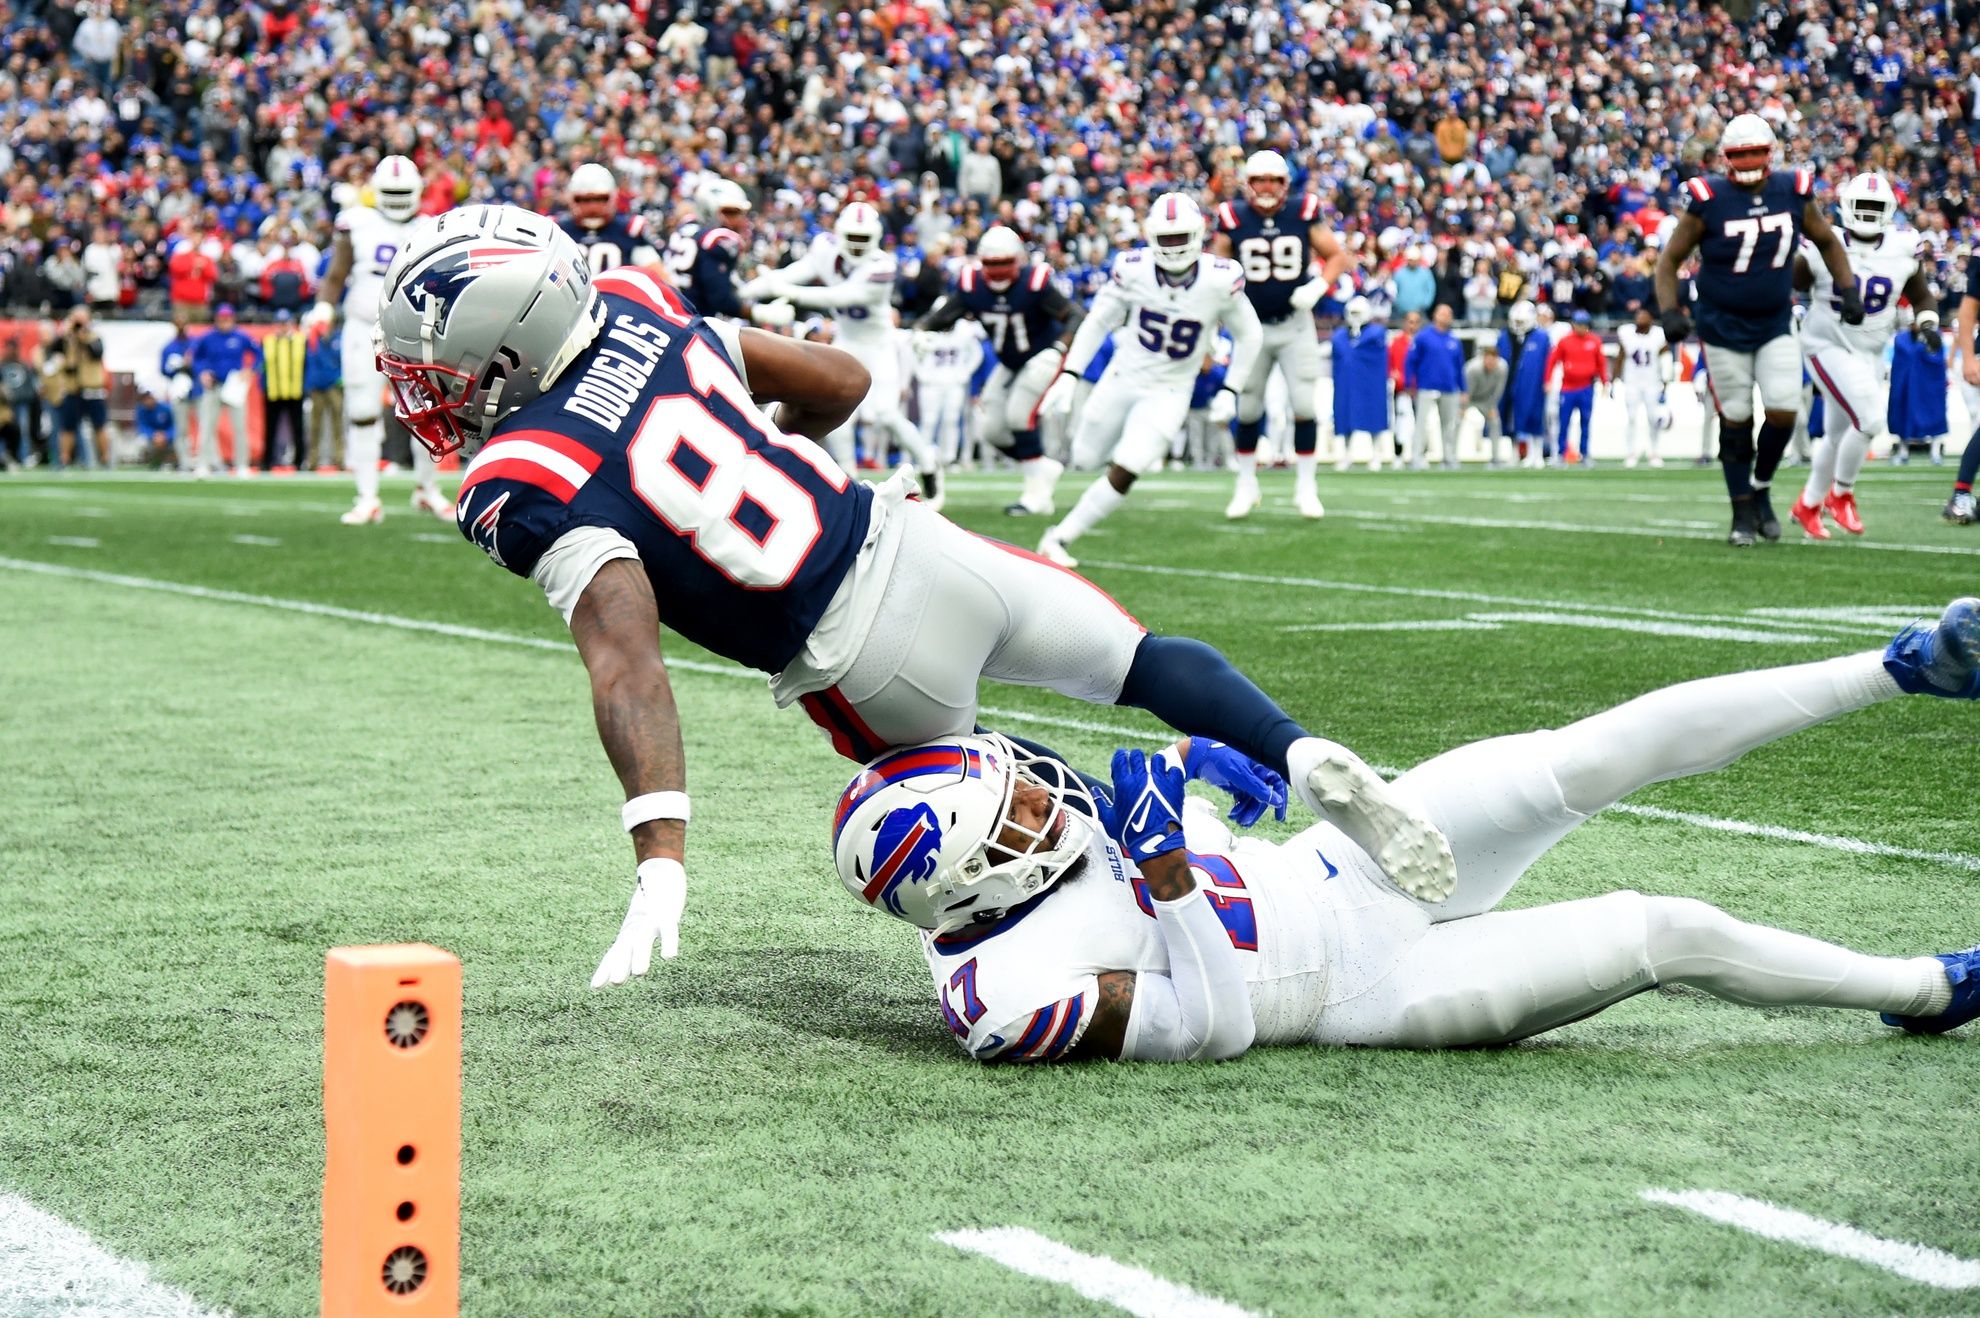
[375, 205, 602, 458]
[1838, 172, 1895, 240]
[1242, 149, 1291, 212]
[977, 225, 1025, 288]
[371, 155, 423, 224]
[1508, 299, 1537, 332]
[833, 734, 1098, 936]
[835, 201, 884, 260]
[567, 162, 619, 231]
[695, 176, 753, 226]
[1344, 295, 1372, 330]
[1144, 192, 1205, 273]
[1719, 114, 1777, 187]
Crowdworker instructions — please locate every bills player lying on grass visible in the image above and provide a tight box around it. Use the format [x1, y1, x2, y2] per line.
[373, 205, 1456, 988]
[835, 601, 1980, 1061]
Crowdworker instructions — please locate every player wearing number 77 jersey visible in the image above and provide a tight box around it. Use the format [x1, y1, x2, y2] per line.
[1788, 173, 1935, 540]
[836, 602, 1980, 1062]
[1654, 114, 1861, 548]
[1036, 193, 1262, 568]
[374, 205, 1459, 990]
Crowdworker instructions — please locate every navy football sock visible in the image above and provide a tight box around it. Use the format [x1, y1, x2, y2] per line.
[1007, 428, 1043, 462]
[1753, 418, 1794, 487]
[1292, 418, 1318, 455]
[1233, 419, 1263, 453]
[1117, 635, 1306, 776]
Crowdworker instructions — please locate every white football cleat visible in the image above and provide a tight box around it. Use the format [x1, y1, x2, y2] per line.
[1287, 737, 1457, 903]
[1295, 489, 1325, 520]
[1036, 527, 1078, 568]
[1224, 479, 1261, 520]
[340, 498, 383, 526]
[411, 486, 454, 520]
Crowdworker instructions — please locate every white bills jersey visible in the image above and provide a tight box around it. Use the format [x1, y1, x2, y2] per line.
[921, 806, 1363, 1062]
[1078, 249, 1261, 389]
[915, 321, 984, 388]
[1615, 324, 1668, 388]
[1800, 229, 1921, 356]
[781, 233, 900, 347]
[337, 206, 422, 325]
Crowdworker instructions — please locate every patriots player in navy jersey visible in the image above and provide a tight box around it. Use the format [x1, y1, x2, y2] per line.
[662, 177, 764, 325]
[913, 227, 1084, 516]
[1210, 150, 1350, 519]
[558, 163, 658, 275]
[1655, 115, 1861, 546]
[374, 206, 1461, 991]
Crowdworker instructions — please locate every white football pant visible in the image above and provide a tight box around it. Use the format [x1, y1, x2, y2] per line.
[1702, 335, 1802, 422]
[193, 388, 251, 477]
[828, 337, 935, 475]
[1416, 390, 1463, 468]
[917, 379, 972, 466]
[1236, 316, 1320, 425]
[1070, 370, 1191, 475]
[1622, 382, 1661, 462]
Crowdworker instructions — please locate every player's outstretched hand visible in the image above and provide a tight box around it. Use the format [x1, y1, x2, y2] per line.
[750, 300, 795, 330]
[1108, 748, 1189, 865]
[591, 857, 687, 989]
[1037, 371, 1078, 419]
[1838, 285, 1866, 326]
[1183, 738, 1288, 828]
[1207, 385, 1238, 425]
[736, 274, 783, 302]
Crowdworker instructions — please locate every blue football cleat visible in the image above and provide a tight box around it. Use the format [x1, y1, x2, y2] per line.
[1882, 946, 1980, 1034]
[1884, 598, 1980, 699]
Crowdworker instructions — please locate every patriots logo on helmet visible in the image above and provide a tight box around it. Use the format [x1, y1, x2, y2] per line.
[863, 802, 945, 917]
[398, 241, 541, 335]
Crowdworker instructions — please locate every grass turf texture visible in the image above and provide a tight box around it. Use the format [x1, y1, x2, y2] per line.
[1, 466, 1976, 1316]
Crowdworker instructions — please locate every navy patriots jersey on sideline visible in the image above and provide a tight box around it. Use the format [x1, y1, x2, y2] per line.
[1217, 194, 1320, 322]
[1964, 253, 1980, 355]
[948, 264, 1077, 370]
[1683, 169, 1814, 350]
[558, 213, 652, 274]
[661, 220, 744, 318]
[453, 267, 873, 675]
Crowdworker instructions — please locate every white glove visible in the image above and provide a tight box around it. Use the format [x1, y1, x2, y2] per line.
[910, 329, 938, 358]
[1208, 385, 1237, 425]
[1290, 280, 1325, 311]
[736, 274, 785, 302]
[1915, 309, 1940, 336]
[750, 299, 795, 330]
[1037, 371, 1078, 418]
[591, 857, 686, 988]
[303, 301, 335, 333]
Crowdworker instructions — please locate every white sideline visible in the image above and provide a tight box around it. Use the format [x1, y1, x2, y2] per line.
[0, 1191, 225, 1316]
[1640, 1188, 1980, 1290]
[6, 554, 1975, 875]
[935, 1227, 1258, 1318]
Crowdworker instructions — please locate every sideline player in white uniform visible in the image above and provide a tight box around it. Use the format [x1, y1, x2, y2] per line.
[1613, 306, 1670, 467]
[305, 156, 451, 524]
[834, 600, 1980, 1063]
[913, 317, 983, 467]
[1791, 172, 1937, 540]
[1035, 194, 1261, 567]
[739, 202, 942, 508]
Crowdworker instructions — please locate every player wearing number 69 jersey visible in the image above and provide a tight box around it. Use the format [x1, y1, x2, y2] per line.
[374, 204, 1461, 993]
[1037, 194, 1261, 568]
[1655, 113, 1861, 547]
[1788, 173, 1936, 540]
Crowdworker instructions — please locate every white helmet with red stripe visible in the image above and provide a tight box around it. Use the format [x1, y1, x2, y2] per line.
[1242, 149, 1291, 213]
[1144, 192, 1206, 273]
[1838, 171, 1896, 239]
[371, 155, 423, 223]
[567, 162, 618, 231]
[832, 734, 1098, 935]
[695, 176, 752, 225]
[977, 225, 1025, 288]
[375, 204, 603, 458]
[1719, 114, 1777, 187]
[835, 201, 884, 260]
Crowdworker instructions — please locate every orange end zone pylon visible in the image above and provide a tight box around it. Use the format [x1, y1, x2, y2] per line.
[324, 945, 461, 1316]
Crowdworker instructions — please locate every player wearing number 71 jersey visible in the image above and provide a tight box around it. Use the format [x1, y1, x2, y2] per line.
[1789, 172, 1936, 540]
[375, 205, 1460, 990]
[1036, 193, 1261, 567]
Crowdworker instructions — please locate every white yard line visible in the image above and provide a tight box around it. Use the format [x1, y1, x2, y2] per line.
[1318, 507, 1980, 556]
[228, 535, 282, 547]
[4, 555, 1968, 874]
[46, 536, 100, 548]
[1640, 1189, 1980, 1290]
[935, 1228, 1258, 1318]
[1470, 611, 1830, 645]
[1279, 618, 1509, 633]
[0, 1191, 225, 1316]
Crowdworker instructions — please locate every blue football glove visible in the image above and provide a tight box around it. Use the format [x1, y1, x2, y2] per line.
[1108, 747, 1189, 865]
[1183, 738, 1289, 828]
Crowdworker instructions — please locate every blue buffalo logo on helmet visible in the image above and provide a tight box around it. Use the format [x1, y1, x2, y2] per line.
[862, 802, 945, 917]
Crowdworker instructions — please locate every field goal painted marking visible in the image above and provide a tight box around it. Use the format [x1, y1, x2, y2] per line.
[1641, 1188, 1980, 1290]
[6, 554, 1976, 875]
[0, 1190, 225, 1316]
[936, 1227, 1258, 1318]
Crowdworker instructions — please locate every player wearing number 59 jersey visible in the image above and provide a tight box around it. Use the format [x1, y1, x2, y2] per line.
[1790, 173, 1936, 540]
[1655, 114, 1861, 547]
[374, 204, 1461, 993]
[1037, 194, 1261, 568]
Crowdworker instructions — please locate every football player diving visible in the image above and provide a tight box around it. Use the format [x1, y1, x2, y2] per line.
[835, 604, 1980, 1062]
[372, 205, 1456, 990]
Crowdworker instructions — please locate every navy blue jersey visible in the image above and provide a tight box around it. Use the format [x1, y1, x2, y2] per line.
[1683, 169, 1815, 351]
[661, 221, 744, 318]
[1216, 194, 1322, 322]
[455, 267, 873, 675]
[923, 264, 1078, 370]
[1964, 254, 1980, 355]
[558, 213, 654, 274]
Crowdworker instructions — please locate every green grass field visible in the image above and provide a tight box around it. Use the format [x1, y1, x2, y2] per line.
[2, 464, 1976, 1316]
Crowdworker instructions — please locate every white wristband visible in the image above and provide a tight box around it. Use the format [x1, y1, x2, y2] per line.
[622, 791, 691, 832]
